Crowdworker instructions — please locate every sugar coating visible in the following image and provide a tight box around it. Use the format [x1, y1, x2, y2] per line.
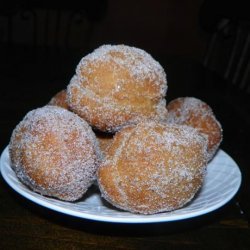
[67, 44, 168, 132]
[9, 105, 102, 201]
[67, 75, 168, 131]
[76, 44, 167, 91]
[97, 121, 209, 214]
[166, 97, 223, 161]
[48, 89, 69, 110]
[95, 131, 114, 157]
[167, 97, 215, 123]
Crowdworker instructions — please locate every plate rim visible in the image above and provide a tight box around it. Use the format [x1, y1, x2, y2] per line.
[0, 146, 242, 223]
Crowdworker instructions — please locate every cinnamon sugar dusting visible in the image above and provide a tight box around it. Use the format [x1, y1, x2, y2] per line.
[76, 44, 167, 89]
[67, 44, 168, 132]
[97, 121, 208, 214]
[48, 89, 69, 110]
[9, 105, 102, 201]
[7, 45, 224, 214]
[166, 97, 223, 161]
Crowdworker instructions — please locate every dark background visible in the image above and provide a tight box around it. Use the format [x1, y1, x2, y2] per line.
[0, 0, 209, 144]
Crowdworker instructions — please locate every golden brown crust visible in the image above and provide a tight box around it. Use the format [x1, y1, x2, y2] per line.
[95, 131, 114, 157]
[166, 97, 223, 161]
[9, 105, 102, 201]
[97, 121, 208, 214]
[48, 89, 69, 110]
[67, 45, 168, 132]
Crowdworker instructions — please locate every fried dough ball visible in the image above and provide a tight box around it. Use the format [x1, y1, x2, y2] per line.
[97, 121, 208, 214]
[67, 44, 168, 132]
[9, 105, 102, 201]
[166, 97, 222, 161]
[95, 131, 114, 157]
[48, 89, 69, 110]
[48, 89, 114, 157]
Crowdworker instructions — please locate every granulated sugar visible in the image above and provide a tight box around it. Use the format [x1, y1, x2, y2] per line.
[9, 105, 102, 201]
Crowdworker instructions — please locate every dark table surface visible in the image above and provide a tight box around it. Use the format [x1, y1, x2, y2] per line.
[0, 46, 249, 250]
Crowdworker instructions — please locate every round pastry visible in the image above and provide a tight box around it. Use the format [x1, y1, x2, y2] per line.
[97, 121, 208, 214]
[48, 89, 69, 110]
[9, 105, 101, 201]
[48, 90, 113, 157]
[67, 44, 168, 132]
[166, 97, 222, 161]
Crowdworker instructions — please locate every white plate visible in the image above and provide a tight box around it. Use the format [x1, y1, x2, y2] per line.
[0, 146, 241, 223]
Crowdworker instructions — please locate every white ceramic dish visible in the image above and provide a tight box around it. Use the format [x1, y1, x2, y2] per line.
[0, 146, 241, 223]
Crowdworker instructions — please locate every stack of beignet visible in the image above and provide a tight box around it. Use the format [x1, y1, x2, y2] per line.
[9, 44, 222, 214]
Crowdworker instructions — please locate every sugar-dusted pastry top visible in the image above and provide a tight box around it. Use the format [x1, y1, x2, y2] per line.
[166, 97, 223, 161]
[67, 44, 168, 132]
